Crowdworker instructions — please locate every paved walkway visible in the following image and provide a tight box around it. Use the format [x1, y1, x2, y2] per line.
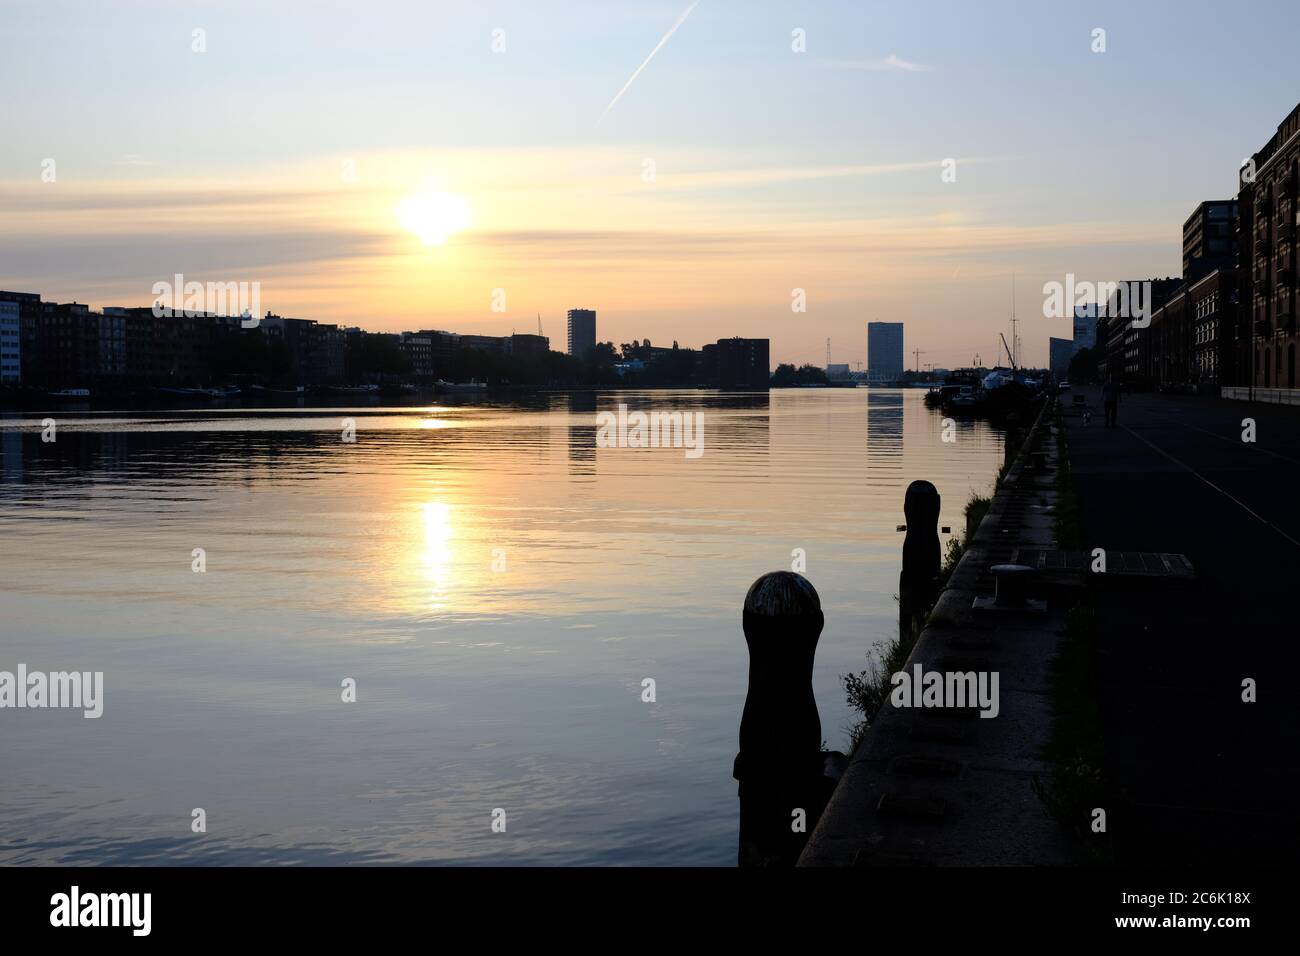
[1065, 387, 1300, 863]
[801, 403, 1072, 865]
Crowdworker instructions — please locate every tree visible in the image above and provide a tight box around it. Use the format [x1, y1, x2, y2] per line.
[586, 341, 620, 384]
[771, 363, 798, 387]
[794, 363, 829, 385]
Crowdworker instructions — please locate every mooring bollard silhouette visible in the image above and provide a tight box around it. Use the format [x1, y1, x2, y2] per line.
[899, 479, 941, 639]
[734, 571, 841, 867]
[990, 564, 1036, 606]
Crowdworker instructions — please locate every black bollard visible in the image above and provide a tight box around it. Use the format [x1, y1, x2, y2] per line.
[734, 571, 838, 867]
[899, 479, 941, 639]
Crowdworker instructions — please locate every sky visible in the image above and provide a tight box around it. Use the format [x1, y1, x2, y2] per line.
[2, 0, 1298, 369]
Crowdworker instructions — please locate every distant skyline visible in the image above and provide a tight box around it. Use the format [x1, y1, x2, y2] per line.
[3, 0, 1299, 367]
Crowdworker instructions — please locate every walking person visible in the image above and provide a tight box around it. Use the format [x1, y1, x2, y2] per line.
[1101, 376, 1120, 428]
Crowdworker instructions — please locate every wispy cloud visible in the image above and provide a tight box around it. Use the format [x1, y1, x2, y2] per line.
[822, 54, 930, 73]
[598, 0, 700, 125]
[625, 158, 992, 192]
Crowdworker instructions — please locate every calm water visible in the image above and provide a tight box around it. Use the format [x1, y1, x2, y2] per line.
[0, 389, 1002, 865]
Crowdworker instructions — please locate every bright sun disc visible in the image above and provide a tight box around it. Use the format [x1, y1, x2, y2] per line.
[396, 191, 472, 246]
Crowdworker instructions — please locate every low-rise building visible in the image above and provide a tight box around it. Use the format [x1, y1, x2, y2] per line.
[400, 332, 433, 378]
[1102, 278, 1182, 385]
[417, 330, 461, 373]
[459, 334, 509, 354]
[508, 333, 549, 357]
[260, 314, 345, 383]
[38, 303, 99, 386]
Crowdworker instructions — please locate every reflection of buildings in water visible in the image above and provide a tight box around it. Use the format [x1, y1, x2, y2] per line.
[865, 390, 905, 484]
[4, 424, 129, 482]
[2, 430, 21, 483]
[567, 391, 772, 475]
[565, 392, 598, 478]
[96, 432, 131, 475]
[706, 391, 770, 459]
[0, 420, 346, 491]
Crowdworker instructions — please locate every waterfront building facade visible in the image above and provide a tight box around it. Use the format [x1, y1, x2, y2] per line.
[0, 301, 20, 384]
[400, 333, 433, 378]
[0, 291, 41, 384]
[459, 334, 509, 354]
[715, 337, 770, 390]
[1241, 101, 1300, 390]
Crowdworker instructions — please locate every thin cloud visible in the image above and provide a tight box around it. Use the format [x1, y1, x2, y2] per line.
[0, 183, 340, 214]
[598, 1, 700, 125]
[625, 158, 993, 192]
[823, 54, 930, 72]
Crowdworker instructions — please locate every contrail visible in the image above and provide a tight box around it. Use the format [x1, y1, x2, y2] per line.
[598, 1, 700, 125]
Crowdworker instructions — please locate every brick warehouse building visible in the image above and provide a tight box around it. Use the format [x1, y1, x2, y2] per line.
[1149, 288, 1189, 389]
[1241, 101, 1300, 391]
[1097, 277, 1181, 386]
[1190, 267, 1239, 386]
[1146, 200, 1242, 390]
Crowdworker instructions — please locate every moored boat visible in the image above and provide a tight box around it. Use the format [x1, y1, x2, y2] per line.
[434, 379, 487, 394]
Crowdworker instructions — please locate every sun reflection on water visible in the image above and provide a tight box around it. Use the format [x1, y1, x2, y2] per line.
[420, 500, 456, 609]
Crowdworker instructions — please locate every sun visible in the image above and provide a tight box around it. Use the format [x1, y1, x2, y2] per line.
[396, 191, 472, 246]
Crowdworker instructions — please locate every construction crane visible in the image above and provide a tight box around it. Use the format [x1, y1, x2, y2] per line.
[912, 348, 926, 372]
[1000, 333, 1018, 370]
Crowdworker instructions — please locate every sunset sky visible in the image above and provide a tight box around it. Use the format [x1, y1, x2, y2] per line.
[3, 0, 1298, 368]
